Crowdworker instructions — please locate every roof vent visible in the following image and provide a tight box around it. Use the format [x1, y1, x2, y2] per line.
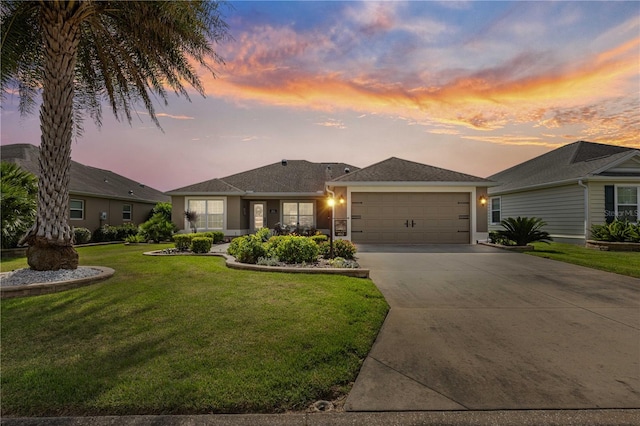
[281, 159, 287, 166]
[104, 178, 109, 183]
[128, 190, 134, 195]
[139, 184, 145, 188]
[344, 167, 350, 173]
[326, 165, 332, 171]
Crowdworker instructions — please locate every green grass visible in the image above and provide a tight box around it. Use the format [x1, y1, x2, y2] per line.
[1, 244, 389, 416]
[527, 242, 640, 278]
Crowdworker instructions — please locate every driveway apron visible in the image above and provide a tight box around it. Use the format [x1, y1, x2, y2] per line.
[345, 245, 640, 411]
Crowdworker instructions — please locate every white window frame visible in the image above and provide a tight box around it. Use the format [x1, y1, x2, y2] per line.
[281, 200, 316, 229]
[615, 185, 639, 223]
[122, 204, 132, 221]
[70, 199, 84, 220]
[185, 197, 226, 231]
[490, 196, 501, 225]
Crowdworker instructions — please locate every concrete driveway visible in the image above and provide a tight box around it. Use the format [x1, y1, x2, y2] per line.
[345, 245, 640, 411]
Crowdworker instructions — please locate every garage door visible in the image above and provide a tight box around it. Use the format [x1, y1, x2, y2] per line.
[351, 192, 470, 244]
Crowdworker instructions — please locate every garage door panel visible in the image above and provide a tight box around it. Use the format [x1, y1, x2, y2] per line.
[351, 192, 470, 244]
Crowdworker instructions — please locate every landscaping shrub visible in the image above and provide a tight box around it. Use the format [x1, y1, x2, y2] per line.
[227, 235, 267, 264]
[173, 234, 193, 251]
[201, 231, 225, 244]
[256, 256, 281, 266]
[590, 220, 640, 243]
[317, 241, 330, 258]
[1, 162, 37, 249]
[495, 216, 552, 246]
[139, 213, 177, 242]
[310, 233, 328, 244]
[114, 222, 139, 240]
[191, 237, 213, 254]
[489, 230, 511, 245]
[150, 202, 173, 221]
[270, 235, 319, 264]
[125, 234, 145, 243]
[91, 224, 139, 242]
[333, 239, 357, 259]
[73, 227, 92, 245]
[91, 225, 118, 242]
[255, 227, 272, 242]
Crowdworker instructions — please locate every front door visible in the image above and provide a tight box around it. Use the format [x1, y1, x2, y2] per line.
[250, 201, 267, 232]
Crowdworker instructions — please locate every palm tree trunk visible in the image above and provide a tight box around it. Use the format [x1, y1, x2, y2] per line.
[20, 2, 84, 270]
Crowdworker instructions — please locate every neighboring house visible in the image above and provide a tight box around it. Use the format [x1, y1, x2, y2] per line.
[1, 143, 169, 232]
[487, 141, 640, 244]
[168, 157, 493, 244]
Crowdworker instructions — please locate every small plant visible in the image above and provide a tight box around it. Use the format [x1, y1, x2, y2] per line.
[191, 237, 213, 253]
[495, 217, 552, 246]
[73, 227, 92, 245]
[328, 257, 360, 269]
[173, 234, 193, 251]
[125, 234, 145, 244]
[255, 227, 272, 242]
[489, 230, 511, 245]
[310, 233, 328, 244]
[184, 210, 199, 233]
[256, 256, 281, 266]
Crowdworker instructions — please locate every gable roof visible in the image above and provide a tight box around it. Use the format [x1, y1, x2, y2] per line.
[488, 141, 640, 194]
[167, 160, 359, 195]
[330, 157, 492, 185]
[1, 143, 169, 203]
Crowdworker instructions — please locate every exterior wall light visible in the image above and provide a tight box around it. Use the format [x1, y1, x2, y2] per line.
[479, 195, 487, 206]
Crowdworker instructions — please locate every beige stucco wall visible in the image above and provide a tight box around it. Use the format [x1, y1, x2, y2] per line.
[171, 196, 186, 231]
[69, 195, 156, 232]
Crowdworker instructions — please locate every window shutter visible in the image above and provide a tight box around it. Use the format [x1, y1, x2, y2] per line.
[604, 185, 615, 224]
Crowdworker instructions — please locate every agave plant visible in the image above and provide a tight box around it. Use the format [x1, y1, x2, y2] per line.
[496, 216, 552, 246]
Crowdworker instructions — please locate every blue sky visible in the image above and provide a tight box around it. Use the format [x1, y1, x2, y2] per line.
[1, 1, 638, 191]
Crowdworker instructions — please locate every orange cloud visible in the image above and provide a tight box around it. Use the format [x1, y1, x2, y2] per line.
[200, 26, 639, 147]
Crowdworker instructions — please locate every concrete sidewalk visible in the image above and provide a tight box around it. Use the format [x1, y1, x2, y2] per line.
[345, 248, 640, 412]
[3, 410, 640, 425]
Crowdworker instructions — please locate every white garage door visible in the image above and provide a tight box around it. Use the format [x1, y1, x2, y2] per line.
[351, 192, 470, 244]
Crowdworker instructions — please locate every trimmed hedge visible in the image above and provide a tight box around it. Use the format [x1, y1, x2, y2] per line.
[191, 237, 213, 254]
[73, 227, 92, 245]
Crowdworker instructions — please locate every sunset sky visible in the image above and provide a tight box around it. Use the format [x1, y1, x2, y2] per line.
[1, 1, 639, 192]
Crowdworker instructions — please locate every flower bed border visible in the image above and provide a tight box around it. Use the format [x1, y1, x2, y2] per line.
[0, 266, 115, 299]
[478, 242, 535, 251]
[585, 240, 640, 252]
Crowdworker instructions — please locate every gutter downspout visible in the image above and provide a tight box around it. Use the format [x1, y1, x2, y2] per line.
[578, 180, 589, 242]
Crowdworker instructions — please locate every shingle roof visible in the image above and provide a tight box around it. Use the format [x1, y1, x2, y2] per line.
[488, 141, 639, 194]
[167, 160, 359, 195]
[330, 157, 491, 184]
[1, 144, 169, 203]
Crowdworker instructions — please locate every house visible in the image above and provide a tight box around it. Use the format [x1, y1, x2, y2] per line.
[167, 157, 493, 244]
[1, 143, 169, 231]
[487, 141, 640, 244]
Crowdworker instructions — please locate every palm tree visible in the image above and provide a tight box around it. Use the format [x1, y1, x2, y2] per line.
[496, 216, 553, 246]
[0, 162, 38, 249]
[1, 1, 229, 270]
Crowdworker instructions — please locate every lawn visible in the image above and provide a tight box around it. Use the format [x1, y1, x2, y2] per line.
[0, 244, 389, 416]
[528, 242, 640, 278]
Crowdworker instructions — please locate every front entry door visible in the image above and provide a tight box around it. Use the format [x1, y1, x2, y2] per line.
[250, 201, 267, 232]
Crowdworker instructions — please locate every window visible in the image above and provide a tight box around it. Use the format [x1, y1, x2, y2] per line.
[122, 204, 132, 221]
[282, 201, 314, 228]
[490, 197, 501, 224]
[187, 199, 224, 230]
[70, 199, 84, 220]
[616, 186, 639, 222]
